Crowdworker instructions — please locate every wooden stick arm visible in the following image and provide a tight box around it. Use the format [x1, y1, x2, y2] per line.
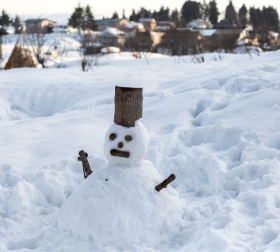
[155, 174, 176, 192]
[77, 150, 93, 179]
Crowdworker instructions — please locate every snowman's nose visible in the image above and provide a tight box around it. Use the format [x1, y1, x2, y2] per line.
[118, 142, 124, 148]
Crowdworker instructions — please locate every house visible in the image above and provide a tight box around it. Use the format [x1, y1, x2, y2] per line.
[158, 29, 202, 55]
[125, 31, 163, 53]
[237, 25, 279, 51]
[0, 28, 8, 35]
[121, 22, 145, 32]
[25, 19, 56, 34]
[53, 24, 69, 34]
[216, 19, 237, 29]
[206, 28, 243, 52]
[101, 27, 125, 49]
[96, 18, 129, 31]
[139, 18, 156, 31]
[187, 19, 213, 29]
[80, 32, 103, 55]
[155, 21, 176, 31]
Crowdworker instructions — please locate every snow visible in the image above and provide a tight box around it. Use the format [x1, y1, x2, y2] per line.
[101, 47, 120, 53]
[125, 22, 144, 29]
[103, 27, 124, 36]
[1, 34, 280, 251]
[54, 162, 188, 251]
[198, 29, 216, 37]
[155, 26, 170, 31]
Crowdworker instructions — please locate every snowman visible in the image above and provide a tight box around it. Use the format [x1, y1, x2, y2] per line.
[53, 86, 189, 250]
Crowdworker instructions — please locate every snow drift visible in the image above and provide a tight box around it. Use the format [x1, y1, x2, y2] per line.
[1, 34, 280, 251]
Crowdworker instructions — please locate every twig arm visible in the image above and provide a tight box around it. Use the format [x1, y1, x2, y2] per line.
[155, 174, 176, 192]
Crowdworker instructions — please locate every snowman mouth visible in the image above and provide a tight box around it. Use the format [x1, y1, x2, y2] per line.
[110, 149, 130, 158]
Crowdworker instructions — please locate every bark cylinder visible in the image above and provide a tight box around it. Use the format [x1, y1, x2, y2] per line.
[114, 86, 143, 127]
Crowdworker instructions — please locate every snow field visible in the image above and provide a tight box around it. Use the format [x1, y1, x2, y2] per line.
[0, 35, 280, 251]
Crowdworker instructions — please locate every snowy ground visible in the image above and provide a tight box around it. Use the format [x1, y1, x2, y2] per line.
[1, 35, 280, 251]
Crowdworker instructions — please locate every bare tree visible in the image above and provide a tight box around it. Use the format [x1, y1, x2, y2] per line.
[212, 31, 239, 59]
[125, 31, 153, 65]
[160, 29, 204, 63]
[26, 19, 59, 68]
[78, 31, 101, 71]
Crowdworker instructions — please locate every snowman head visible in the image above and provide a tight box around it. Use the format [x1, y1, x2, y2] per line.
[104, 86, 149, 166]
[104, 121, 150, 165]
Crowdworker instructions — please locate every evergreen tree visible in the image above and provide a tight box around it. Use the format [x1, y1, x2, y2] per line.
[181, 1, 200, 25]
[252, 8, 263, 30]
[156, 6, 170, 21]
[170, 9, 180, 26]
[12, 15, 22, 34]
[122, 9, 126, 19]
[249, 6, 279, 32]
[152, 10, 158, 21]
[238, 4, 247, 27]
[225, 1, 237, 25]
[262, 6, 279, 31]
[200, 0, 210, 21]
[84, 5, 97, 30]
[209, 0, 219, 25]
[129, 9, 137, 21]
[138, 7, 152, 18]
[68, 4, 97, 31]
[68, 3, 84, 30]
[0, 10, 10, 29]
[112, 12, 119, 19]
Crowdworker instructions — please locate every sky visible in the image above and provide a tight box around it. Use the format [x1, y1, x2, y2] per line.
[2, 0, 280, 23]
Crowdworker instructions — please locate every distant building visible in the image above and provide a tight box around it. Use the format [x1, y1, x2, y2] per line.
[96, 18, 129, 31]
[0, 28, 8, 35]
[139, 18, 156, 31]
[125, 31, 163, 53]
[53, 24, 69, 34]
[215, 19, 237, 29]
[186, 19, 213, 29]
[155, 21, 176, 31]
[158, 29, 203, 55]
[237, 25, 279, 51]
[101, 27, 125, 48]
[201, 28, 243, 52]
[25, 19, 56, 34]
[121, 22, 145, 32]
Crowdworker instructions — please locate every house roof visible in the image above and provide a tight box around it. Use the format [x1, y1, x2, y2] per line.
[25, 19, 56, 24]
[102, 27, 124, 37]
[125, 22, 144, 29]
[139, 18, 156, 23]
[199, 29, 216, 37]
[96, 18, 127, 26]
[214, 29, 243, 35]
[157, 21, 175, 26]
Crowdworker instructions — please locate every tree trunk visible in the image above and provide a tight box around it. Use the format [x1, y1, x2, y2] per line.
[114, 86, 143, 127]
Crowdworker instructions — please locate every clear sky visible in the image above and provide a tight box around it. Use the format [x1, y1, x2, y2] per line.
[2, 0, 280, 23]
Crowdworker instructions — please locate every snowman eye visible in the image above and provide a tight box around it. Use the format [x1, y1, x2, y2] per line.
[125, 135, 132, 141]
[109, 133, 116, 140]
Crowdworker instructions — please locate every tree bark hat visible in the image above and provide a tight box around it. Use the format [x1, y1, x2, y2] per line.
[114, 86, 143, 128]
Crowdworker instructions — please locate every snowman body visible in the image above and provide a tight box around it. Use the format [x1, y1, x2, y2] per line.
[54, 87, 189, 250]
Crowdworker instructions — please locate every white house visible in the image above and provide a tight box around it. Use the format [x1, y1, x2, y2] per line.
[187, 19, 213, 30]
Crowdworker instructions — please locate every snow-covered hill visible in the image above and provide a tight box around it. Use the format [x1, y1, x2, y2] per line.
[1, 43, 280, 251]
